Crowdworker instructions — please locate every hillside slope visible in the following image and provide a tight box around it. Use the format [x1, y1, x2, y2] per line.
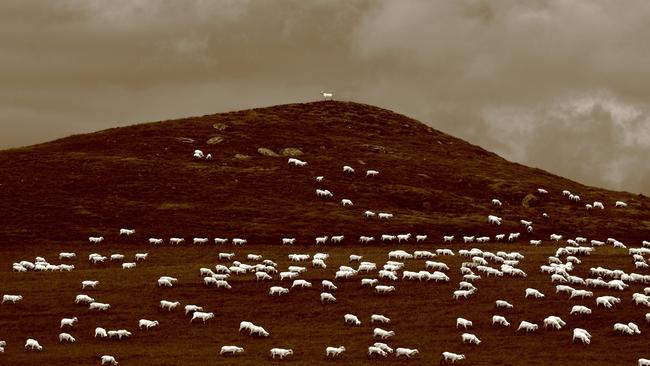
[0, 101, 648, 244]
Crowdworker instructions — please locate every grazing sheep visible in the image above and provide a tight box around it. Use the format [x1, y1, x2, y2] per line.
[89, 302, 110, 311]
[616, 201, 628, 208]
[326, 346, 346, 358]
[270, 348, 293, 359]
[373, 328, 395, 339]
[492, 315, 510, 327]
[368, 346, 388, 358]
[101, 355, 118, 365]
[139, 319, 159, 330]
[371, 314, 391, 324]
[517, 321, 539, 333]
[269, 286, 289, 296]
[220, 346, 245, 356]
[58, 332, 76, 343]
[441, 352, 466, 363]
[525, 288, 545, 299]
[24, 339, 42, 351]
[456, 318, 473, 329]
[322, 280, 337, 290]
[572, 329, 591, 344]
[190, 311, 215, 324]
[495, 300, 514, 309]
[320, 292, 336, 303]
[344, 314, 361, 326]
[461, 333, 481, 345]
[396, 348, 419, 358]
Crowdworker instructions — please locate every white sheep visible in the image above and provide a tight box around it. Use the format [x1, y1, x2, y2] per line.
[366, 169, 379, 177]
[214, 238, 228, 244]
[368, 346, 388, 358]
[160, 300, 181, 311]
[322, 280, 337, 290]
[94, 327, 108, 338]
[270, 348, 293, 359]
[461, 333, 481, 345]
[364, 210, 376, 217]
[149, 238, 163, 245]
[373, 328, 395, 339]
[375, 285, 395, 294]
[570, 305, 592, 315]
[88, 236, 104, 244]
[169, 237, 185, 245]
[89, 302, 110, 311]
[517, 321, 539, 332]
[315, 236, 328, 244]
[220, 345, 245, 356]
[59, 252, 76, 260]
[593, 201, 605, 209]
[341, 199, 353, 206]
[415, 235, 428, 242]
[122, 262, 136, 269]
[331, 235, 344, 243]
[139, 319, 159, 329]
[359, 236, 374, 244]
[640, 359, 650, 366]
[492, 199, 502, 206]
[232, 238, 247, 245]
[292, 279, 312, 288]
[321, 292, 336, 303]
[24, 338, 42, 351]
[492, 315, 510, 327]
[371, 314, 390, 324]
[193, 237, 209, 244]
[158, 278, 174, 287]
[344, 314, 361, 326]
[193, 149, 204, 159]
[456, 318, 473, 329]
[57, 332, 75, 343]
[572, 328, 591, 344]
[396, 348, 419, 358]
[495, 300, 514, 309]
[2, 294, 23, 304]
[60, 317, 78, 328]
[443, 235, 454, 243]
[101, 355, 118, 365]
[616, 201, 628, 208]
[378, 212, 393, 219]
[326, 346, 346, 358]
[282, 238, 296, 245]
[269, 286, 289, 296]
[525, 288, 545, 299]
[288, 158, 307, 166]
[119, 228, 135, 236]
[190, 311, 215, 324]
[441, 352, 465, 363]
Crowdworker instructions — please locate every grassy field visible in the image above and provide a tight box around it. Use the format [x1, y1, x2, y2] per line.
[1, 240, 649, 365]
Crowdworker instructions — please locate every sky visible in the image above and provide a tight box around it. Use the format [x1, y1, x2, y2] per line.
[1, 0, 649, 194]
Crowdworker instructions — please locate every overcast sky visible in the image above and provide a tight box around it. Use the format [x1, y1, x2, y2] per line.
[2, 0, 649, 194]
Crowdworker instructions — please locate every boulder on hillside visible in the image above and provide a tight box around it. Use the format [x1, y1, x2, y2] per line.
[212, 123, 228, 131]
[522, 194, 539, 208]
[280, 148, 303, 157]
[257, 148, 280, 157]
[206, 136, 224, 144]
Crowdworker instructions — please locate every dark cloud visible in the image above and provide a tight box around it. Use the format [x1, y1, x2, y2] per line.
[1, 0, 648, 194]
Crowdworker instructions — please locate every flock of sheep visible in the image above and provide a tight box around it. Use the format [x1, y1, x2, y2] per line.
[2, 146, 648, 365]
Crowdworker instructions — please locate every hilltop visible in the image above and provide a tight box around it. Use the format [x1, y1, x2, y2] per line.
[0, 101, 648, 244]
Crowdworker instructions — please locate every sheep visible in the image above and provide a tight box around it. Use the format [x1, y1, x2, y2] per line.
[75, 294, 95, 304]
[495, 234, 505, 241]
[538, 188, 548, 194]
[341, 199, 353, 207]
[396, 348, 419, 358]
[270, 348, 293, 359]
[441, 352, 466, 363]
[495, 300, 513, 309]
[218, 252, 235, 260]
[169, 237, 185, 245]
[292, 279, 312, 288]
[371, 314, 391, 324]
[492, 199, 502, 206]
[368, 346, 388, 357]
[373, 328, 395, 339]
[282, 238, 296, 245]
[525, 288, 545, 299]
[215, 280, 232, 289]
[492, 315, 510, 327]
[378, 212, 393, 219]
[628, 322, 641, 334]
[616, 201, 628, 208]
[205, 153, 212, 160]
[119, 228, 135, 236]
[426, 261, 449, 271]
[414, 234, 428, 242]
[214, 238, 228, 244]
[569, 289, 593, 299]
[556, 285, 574, 294]
[364, 210, 376, 218]
[358, 236, 374, 244]
[530, 240, 542, 246]
[232, 238, 247, 245]
[288, 158, 307, 166]
[288, 265, 307, 273]
[139, 319, 159, 330]
[122, 262, 136, 269]
[250, 325, 271, 337]
[366, 169, 379, 177]
[255, 272, 272, 281]
[321, 292, 337, 303]
[517, 321, 539, 333]
[190, 311, 215, 324]
[220, 346, 245, 356]
[269, 286, 289, 296]
[326, 346, 346, 358]
[543, 316, 566, 330]
[397, 233, 412, 242]
[95, 327, 108, 338]
[453, 290, 475, 300]
[487, 215, 502, 225]
[443, 235, 454, 243]
[639, 359, 650, 366]
[461, 333, 481, 345]
[184, 305, 203, 315]
[572, 329, 591, 344]
[193, 237, 209, 245]
[149, 238, 163, 245]
[109, 254, 123, 262]
[280, 272, 298, 281]
[58, 332, 75, 343]
[373, 342, 394, 354]
[596, 296, 621, 308]
[508, 232, 521, 242]
[160, 300, 181, 311]
[89, 255, 107, 264]
[88, 236, 104, 244]
[456, 318, 473, 329]
[571, 305, 592, 315]
[89, 302, 110, 311]
[375, 285, 396, 294]
[194, 149, 205, 159]
[614, 323, 635, 335]
[59, 252, 76, 260]
[381, 234, 396, 242]
[24, 338, 42, 351]
[550, 234, 563, 241]
[101, 355, 118, 365]
[331, 235, 344, 243]
[60, 317, 78, 328]
[116, 329, 132, 339]
[315, 236, 328, 244]
[344, 314, 361, 326]
[321, 280, 337, 290]
[593, 201, 604, 209]
[2, 294, 23, 304]
[158, 278, 174, 287]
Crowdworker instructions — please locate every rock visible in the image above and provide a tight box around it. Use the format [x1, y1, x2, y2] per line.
[522, 194, 539, 208]
[234, 154, 251, 160]
[212, 123, 228, 131]
[175, 137, 195, 144]
[280, 148, 303, 157]
[257, 148, 280, 157]
[206, 136, 224, 144]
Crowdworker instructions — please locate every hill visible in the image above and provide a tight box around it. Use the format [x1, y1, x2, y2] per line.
[0, 101, 648, 245]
